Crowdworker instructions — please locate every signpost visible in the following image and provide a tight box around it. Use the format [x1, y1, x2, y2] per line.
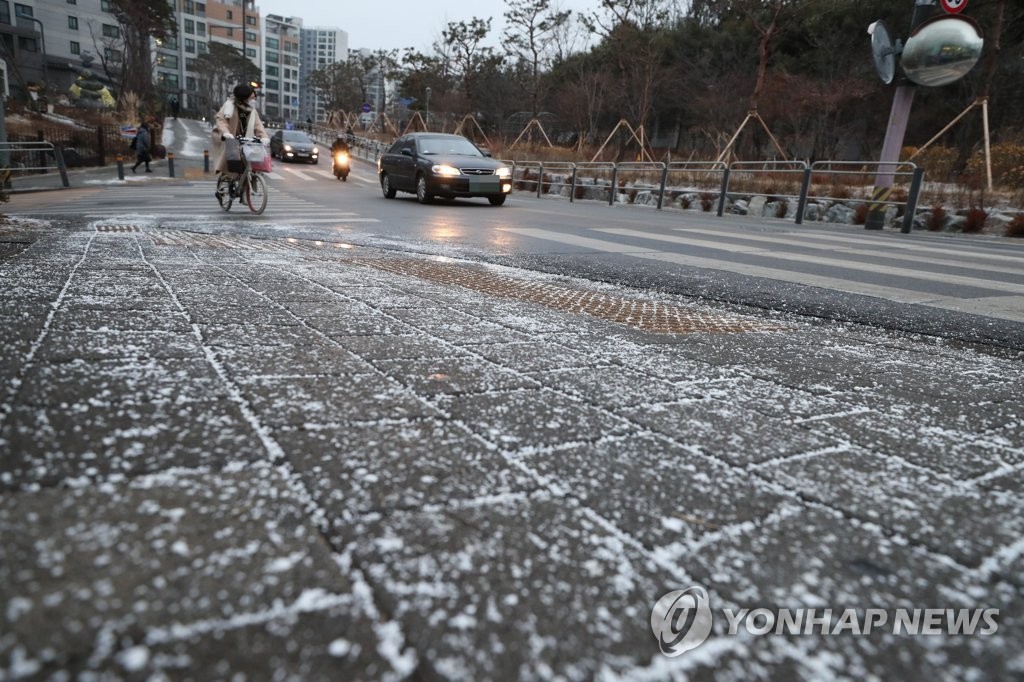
[940, 0, 967, 14]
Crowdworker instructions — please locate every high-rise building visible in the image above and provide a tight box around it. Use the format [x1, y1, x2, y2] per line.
[298, 26, 347, 123]
[261, 14, 300, 123]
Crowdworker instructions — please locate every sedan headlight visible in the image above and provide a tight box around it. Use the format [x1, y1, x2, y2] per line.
[432, 164, 461, 177]
[313, 147, 320, 155]
[496, 167, 511, 178]
[283, 144, 293, 152]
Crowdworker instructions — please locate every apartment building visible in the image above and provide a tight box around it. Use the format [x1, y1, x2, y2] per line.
[298, 25, 347, 123]
[0, 0, 353, 129]
[176, 0, 262, 114]
[0, 0, 120, 99]
[260, 13, 300, 123]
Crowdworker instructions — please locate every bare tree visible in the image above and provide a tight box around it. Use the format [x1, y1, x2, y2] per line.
[440, 18, 502, 111]
[104, 0, 176, 107]
[503, 0, 572, 117]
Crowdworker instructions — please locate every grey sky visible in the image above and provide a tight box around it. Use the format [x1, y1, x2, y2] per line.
[256, 0, 597, 53]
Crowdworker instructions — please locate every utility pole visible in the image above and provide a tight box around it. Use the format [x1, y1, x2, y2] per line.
[864, 0, 938, 230]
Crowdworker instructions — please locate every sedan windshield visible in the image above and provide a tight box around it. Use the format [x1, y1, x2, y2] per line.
[418, 137, 483, 157]
[283, 131, 312, 143]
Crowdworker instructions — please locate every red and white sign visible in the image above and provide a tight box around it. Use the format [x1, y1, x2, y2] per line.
[940, 0, 967, 13]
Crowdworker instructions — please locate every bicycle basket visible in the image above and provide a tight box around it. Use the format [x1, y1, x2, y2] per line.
[243, 142, 272, 173]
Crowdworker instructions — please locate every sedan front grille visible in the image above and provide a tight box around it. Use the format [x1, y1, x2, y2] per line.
[460, 168, 494, 176]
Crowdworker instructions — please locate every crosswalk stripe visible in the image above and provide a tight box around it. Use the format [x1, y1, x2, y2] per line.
[677, 227, 1024, 264]
[594, 228, 1024, 291]
[497, 227, 1024, 322]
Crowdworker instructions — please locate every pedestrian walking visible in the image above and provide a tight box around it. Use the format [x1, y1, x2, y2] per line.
[170, 96, 180, 119]
[130, 122, 152, 173]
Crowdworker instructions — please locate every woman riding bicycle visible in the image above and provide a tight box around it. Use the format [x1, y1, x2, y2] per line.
[212, 83, 269, 176]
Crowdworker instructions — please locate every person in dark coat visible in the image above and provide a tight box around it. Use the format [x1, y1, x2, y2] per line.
[131, 122, 152, 173]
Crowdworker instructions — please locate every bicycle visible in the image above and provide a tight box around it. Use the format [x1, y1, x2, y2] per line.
[215, 136, 269, 214]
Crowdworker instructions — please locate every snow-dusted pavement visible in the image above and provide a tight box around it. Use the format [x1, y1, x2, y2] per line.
[1, 218, 1022, 680]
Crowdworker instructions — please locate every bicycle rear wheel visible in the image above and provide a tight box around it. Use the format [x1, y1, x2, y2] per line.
[216, 175, 233, 211]
[246, 173, 268, 214]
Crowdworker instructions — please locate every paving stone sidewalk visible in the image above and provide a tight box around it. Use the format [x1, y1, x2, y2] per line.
[1, 222, 1022, 680]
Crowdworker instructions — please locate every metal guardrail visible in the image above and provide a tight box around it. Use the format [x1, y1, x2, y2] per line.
[0, 141, 70, 188]
[292, 128, 927, 231]
[499, 156, 922, 231]
[802, 161, 924, 233]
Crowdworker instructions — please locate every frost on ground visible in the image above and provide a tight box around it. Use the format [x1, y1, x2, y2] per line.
[0, 228, 1021, 680]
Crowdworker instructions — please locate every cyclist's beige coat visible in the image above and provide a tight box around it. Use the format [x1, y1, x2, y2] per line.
[212, 96, 268, 174]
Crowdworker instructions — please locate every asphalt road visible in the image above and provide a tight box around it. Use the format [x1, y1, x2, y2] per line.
[8, 115, 1024, 350]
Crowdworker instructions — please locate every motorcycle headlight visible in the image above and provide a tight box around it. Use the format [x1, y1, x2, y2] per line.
[496, 167, 511, 178]
[335, 151, 348, 161]
[432, 164, 461, 177]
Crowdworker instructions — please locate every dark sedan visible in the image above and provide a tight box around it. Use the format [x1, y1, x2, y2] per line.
[269, 130, 319, 164]
[377, 133, 512, 205]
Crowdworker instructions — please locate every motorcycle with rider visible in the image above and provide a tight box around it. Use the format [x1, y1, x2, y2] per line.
[331, 135, 350, 181]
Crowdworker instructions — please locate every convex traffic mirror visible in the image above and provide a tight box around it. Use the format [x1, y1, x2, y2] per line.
[901, 15, 983, 87]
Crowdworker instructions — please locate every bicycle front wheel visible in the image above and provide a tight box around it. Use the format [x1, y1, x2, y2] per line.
[246, 173, 268, 214]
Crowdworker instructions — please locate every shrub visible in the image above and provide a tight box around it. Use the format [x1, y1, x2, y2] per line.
[679, 194, 692, 209]
[962, 207, 987, 233]
[853, 204, 869, 225]
[699, 192, 715, 212]
[829, 183, 852, 199]
[966, 142, 1024, 189]
[775, 199, 789, 219]
[927, 204, 946, 231]
[1005, 214, 1024, 238]
[903, 145, 958, 182]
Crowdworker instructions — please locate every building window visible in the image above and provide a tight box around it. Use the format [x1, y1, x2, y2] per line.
[0, 2, 8, 25]
[184, 0, 193, 13]
[68, 16, 78, 29]
[197, 42, 207, 54]
[102, 24, 118, 38]
[266, 37, 278, 49]
[266, 78, 278, 90]
[14, 3, 31, 18]
[184, 19, 194, 34]
[17, 36, 36, 52]
[196, 21, 206, 35]
[266, 51, 278, 63]
[100, 0, 112, 11]
[185, 38, 195, 53]
[70, 40, 80, 54]
[265, 65, 278, 77]
[245, 47, 255, 59]
[195, 2, 205, 17]
[67, 0, 76, 4]
[246, 30, 256, 42]
[157, 54, 178, 69]
[186, 76, 196, 91]
[103, 47, 120, 62]
[157, 72, 179, 89]
[225, 9, 232, 19]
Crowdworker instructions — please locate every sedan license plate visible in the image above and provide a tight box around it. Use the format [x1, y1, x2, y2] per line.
[468, 178, 499, 192]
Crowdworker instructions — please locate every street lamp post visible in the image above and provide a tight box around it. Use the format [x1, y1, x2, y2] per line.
[425, 87, 431, 130]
